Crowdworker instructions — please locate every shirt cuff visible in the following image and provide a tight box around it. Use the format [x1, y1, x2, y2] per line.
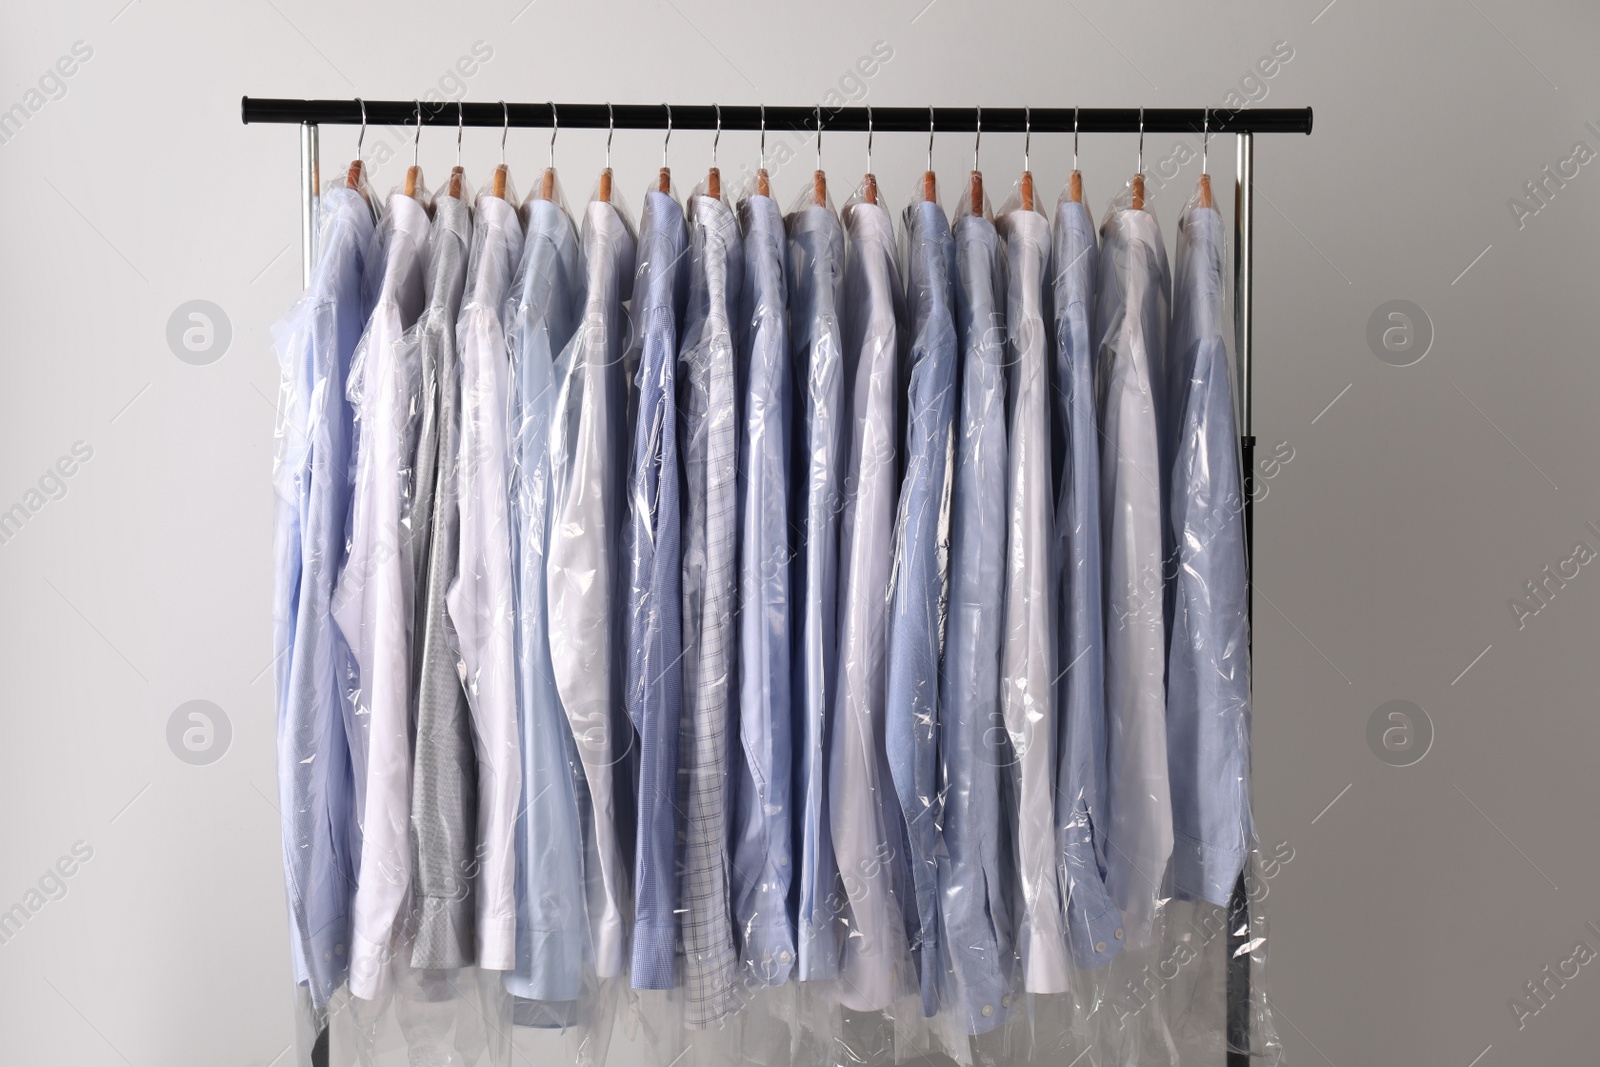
[476, 912, 517, 973]
[940, 959, 1014, 1036]
[739, 918, 797, 986]
[1170, 830, 1248, 908]
[631, 918, 678, 989]
[410, 892, 475, 970]
[1062, 842, 1127, 969]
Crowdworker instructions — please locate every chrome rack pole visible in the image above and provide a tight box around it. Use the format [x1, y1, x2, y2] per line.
[1234, 131, 1254, 443]
[300, 122, 319, 286]
[1226, 128, 1255, 1067]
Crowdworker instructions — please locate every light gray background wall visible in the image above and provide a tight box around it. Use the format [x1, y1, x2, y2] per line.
[2, 0, 1597, 1063]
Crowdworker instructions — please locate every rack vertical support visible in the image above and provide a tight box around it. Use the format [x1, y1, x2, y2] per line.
[300, 122, 319, 286]
[1227, 129, 1255, 1067]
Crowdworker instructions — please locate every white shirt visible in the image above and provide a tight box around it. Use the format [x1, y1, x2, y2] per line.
[829, 200, 914, 1012]
[445, 192, 526, 972]
[996, 206, 1074, 993]
[1095, 199, 1174, 948]
[548, 197, 637, 979]
[332, 192, 430, 1000]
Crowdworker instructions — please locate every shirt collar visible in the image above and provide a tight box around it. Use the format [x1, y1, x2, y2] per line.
[432, 193, 472, 248]
[844, 200, 895, 246]
[385, 192, 433, 251]
[785, 203, 841, 243]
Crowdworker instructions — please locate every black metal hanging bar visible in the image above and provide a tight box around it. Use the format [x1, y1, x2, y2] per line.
[241, 97, 1312, 135]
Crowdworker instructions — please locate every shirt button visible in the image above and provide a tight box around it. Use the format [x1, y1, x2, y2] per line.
[779, 950, 792, 963]
[778, 856, 789, 867]
[981, 1004, 994, 1017]
[1001, 994, 1012, 1008]
[1114, 928, 1125, 941]
[1095, 941, 1107, 953]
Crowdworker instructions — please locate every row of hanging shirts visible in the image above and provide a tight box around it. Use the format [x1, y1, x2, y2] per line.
[271, 95, 1252, 1059]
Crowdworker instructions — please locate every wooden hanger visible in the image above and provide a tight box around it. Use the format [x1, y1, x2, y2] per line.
[966, 107, 983, 216]
[1069, 109, 1082, 203]
[599, 104, 614, 203]
[756, 107, 771, 197]
[1018, 108, 1033, 211]
[347, 98, 371, 205]
[538, 102, 557, 201]
[705, 104, 722, 200]
[447, 104, 465, 200]
[862, 108, 877, 205]
[491, 101, 509, 200]
[657, 104, 672, 194]
[811, 105, 826, 206]
[403, 102, 424, 199]
[1130, 109, 1146, 211]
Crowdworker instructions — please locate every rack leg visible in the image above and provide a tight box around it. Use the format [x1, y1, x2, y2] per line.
[1227, 129, 1255, 1067]
[300, 122, 319, 286]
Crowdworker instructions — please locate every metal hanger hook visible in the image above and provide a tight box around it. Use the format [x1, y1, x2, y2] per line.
[1023, 106, 1031, 171]
[500, 100, 509, 166]
[928, 105, 935, 171]
[606, 102, 614, 168]
[1073, 106, 1080, 171]
[815, 104, 822, 171]
[456, 101, 464, 167]
[759, 105, 766, 168]
[865, 106, 874, 173]
[413, 101, 422, 167]
[549, 101, 558, 169]
[355, 98, 366, 158]
[663, 103, 672, 169]
[1201, 108, 1209, 175]
[973, 105, 981, 171]
[1137, 107, 1144, 174]
[712, 103, 720, 169]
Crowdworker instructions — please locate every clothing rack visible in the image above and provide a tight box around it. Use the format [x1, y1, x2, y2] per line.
[241, 96, 1312, 1067]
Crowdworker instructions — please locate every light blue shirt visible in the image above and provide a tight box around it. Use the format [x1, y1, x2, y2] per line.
[787, 203, 847, 982]
[886, 198, 956, 1018]
[1050, 194, 1126, 968]
[732, 191, 797, 985]
[622, 189, 688, 990]
[507, 196, 590, 1004]
[937, 209, 1016, 1034]
[271, 184, 372, 1009]
[1165, 199, 1252, 907]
